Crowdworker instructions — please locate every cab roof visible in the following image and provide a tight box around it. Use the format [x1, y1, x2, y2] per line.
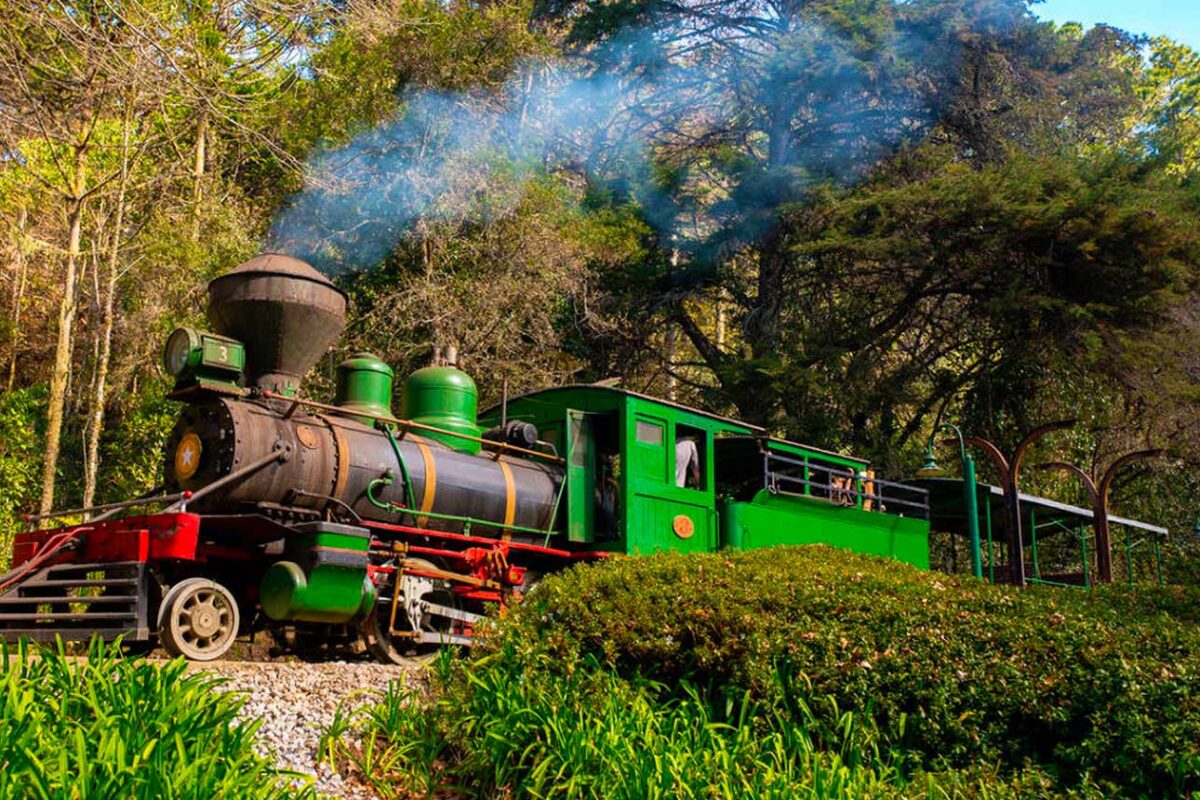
[481, 384, 868, 467]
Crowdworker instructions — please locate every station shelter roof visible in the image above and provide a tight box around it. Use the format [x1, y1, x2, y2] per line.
[908, 477, 1167, 544]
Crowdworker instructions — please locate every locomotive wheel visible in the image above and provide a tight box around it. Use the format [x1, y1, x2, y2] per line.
[158, 578, 240, 662]
[361, 558, 460, 665]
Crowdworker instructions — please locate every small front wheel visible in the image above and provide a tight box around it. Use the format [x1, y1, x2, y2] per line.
[158, 578, 240, 662]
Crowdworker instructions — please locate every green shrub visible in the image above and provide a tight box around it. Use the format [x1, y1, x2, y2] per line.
[0, 638, 313, 799]
[324, 545, 1200, 798]
[495, 547, 1200, 796]
[1160, 535, 1200, 589]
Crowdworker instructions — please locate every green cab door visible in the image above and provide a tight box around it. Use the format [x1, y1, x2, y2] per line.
[626, 414, 715, 553]
[565, 409, 595, 543]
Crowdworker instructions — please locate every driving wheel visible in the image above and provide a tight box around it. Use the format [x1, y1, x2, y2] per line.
[361, 558, 459, 665]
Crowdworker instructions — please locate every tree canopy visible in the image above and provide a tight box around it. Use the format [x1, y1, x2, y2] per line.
[1, 0, 1199, 553]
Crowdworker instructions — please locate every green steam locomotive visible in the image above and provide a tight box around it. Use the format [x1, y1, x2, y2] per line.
[0, 254, 929, 662]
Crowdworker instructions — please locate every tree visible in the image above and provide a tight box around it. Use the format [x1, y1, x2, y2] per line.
[0, 2, 140, 513]
[542, 3, 1192, 447]
[1141, 37, 1200, 178]
[511, 0, 1039, 424]
[781, 147, 1194, 461]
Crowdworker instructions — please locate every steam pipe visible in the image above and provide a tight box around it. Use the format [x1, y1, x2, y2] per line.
[260, 390, 562, 463]
[26, 490, 188, 526]
[167, 444, 292, 512]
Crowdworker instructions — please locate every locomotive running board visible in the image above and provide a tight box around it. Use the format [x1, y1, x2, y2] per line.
[413, 630, 475, 646]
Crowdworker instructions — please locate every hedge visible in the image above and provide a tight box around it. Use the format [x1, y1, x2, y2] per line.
[493, 546, 1200, 796]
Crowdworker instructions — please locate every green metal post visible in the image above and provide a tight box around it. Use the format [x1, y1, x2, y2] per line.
[1154, 537, 1164, 585]
[1030, 506, 1040, 579]
[1080, 523, 1089, 588]
[962, 455, 982, 579]
[985, 498, 994, 584]
[921, 423, 983, 580]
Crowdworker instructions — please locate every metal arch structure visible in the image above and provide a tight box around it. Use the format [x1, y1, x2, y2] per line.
[964, 420, 1076, 586]
[1036, 449, 1162, 583]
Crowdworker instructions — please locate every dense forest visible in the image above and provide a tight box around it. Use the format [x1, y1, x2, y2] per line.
[1, 0, 1198, 566]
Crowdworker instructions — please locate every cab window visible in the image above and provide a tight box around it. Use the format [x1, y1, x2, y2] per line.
[632, 416, 667, 482]
[673, 424, 707, 490]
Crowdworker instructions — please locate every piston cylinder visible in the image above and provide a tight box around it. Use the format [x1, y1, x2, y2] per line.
[260, 522, 376, 623]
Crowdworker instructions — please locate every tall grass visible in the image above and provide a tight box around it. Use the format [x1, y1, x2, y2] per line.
[321, 650, 1086, 800]
[0, 638, 314, 799]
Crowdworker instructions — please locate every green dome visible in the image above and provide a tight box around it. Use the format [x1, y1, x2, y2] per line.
[335, 352, 396, 423]
[340, 352, 394, 376]
[402, 366, 481, 453]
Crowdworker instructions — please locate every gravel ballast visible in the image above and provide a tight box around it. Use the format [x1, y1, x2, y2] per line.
[191, 660, 421, 799]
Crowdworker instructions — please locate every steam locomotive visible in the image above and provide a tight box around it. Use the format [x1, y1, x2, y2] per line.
[0, 254, 931, 662]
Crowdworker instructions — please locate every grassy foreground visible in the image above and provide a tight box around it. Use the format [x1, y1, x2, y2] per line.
[324, 546, 1200, 799]
[0, 640, 313, 800]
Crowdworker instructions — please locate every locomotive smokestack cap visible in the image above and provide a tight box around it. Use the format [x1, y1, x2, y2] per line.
[207, 253, 347, 395]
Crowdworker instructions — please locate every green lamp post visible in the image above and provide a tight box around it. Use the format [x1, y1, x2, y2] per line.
[917, 423, 982, 579]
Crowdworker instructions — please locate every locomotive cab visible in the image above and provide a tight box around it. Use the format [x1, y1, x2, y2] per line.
[483, 386, 934, 563]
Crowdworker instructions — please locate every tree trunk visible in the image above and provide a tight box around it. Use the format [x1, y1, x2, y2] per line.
[80, 241, 101, 493]
[714, 287, 726, 352]
[7, 206, 28, 391]
[747, 224, 788, 360]
[82, 114, 133, 514]
[664, 323, 677, 402]
[39, 146, 88, 515]
[191, 110, 208, 241]
[665, 248, 681, 401]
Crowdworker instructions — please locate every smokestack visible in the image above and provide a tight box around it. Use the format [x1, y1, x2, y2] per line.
[206, 253, 347, 395]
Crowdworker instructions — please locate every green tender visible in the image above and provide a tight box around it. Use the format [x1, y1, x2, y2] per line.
[721, 492, 930, 568]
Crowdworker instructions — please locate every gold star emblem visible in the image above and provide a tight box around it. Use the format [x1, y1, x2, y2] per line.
[175, 432, 203, 481]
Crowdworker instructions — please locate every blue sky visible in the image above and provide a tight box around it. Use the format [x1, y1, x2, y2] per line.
[1034, 0, 1200, 50]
